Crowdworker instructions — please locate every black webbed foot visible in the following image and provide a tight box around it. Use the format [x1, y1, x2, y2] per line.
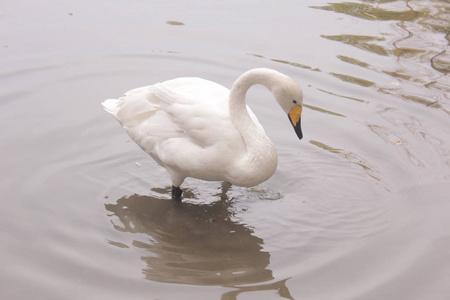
[171, 186, 183, 200]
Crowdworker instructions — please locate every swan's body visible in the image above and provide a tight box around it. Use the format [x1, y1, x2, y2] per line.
[102, 68, 303, 199]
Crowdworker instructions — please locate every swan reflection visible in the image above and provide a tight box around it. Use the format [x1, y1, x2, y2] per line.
[105, 190, 280, 289]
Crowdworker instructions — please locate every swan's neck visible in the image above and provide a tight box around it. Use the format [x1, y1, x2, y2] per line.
[228, 68, 287, 186]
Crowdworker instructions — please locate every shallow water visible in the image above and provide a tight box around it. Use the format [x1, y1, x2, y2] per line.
[1, 0, 450, 299]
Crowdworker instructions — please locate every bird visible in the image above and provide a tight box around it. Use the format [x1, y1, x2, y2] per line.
[102, 68, 303, 200]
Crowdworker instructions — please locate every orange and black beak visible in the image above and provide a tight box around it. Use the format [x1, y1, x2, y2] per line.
[288, 105, 303, 139]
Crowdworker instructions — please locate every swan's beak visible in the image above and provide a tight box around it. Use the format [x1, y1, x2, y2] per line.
[288, 105, 303, 140]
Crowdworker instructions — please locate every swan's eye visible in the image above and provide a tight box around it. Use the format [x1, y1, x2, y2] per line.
[293, 100, 297, 104]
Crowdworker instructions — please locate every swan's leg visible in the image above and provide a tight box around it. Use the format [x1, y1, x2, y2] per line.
[167, 169, 184, 200]
[172, 186, 183, 200]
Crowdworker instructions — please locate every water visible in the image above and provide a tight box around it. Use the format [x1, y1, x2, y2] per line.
[1, 0, 449, 299]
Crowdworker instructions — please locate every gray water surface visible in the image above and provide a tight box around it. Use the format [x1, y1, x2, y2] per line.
[1, 0, 450, 299]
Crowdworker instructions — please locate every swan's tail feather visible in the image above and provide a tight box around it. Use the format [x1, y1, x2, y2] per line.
[102, 99, 121, 116]
[102, 86, 161, 127]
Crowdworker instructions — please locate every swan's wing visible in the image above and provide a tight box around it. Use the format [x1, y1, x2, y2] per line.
[157, 77, 230, 106]
[103, 77, 262, 158]
[153, 80, 237, 147]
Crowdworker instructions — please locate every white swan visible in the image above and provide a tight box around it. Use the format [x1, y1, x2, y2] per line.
[102, 68, 303, 199]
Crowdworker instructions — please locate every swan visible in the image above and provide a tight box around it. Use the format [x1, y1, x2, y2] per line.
[102, 68, 303, 199]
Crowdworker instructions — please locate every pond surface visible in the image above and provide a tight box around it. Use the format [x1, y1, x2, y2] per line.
[1, 0, 450, 299]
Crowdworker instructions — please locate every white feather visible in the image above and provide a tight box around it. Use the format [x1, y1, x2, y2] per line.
[102, 68, 303, 191]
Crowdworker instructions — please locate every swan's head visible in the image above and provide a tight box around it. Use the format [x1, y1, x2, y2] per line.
[271, 77, 304, 140]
